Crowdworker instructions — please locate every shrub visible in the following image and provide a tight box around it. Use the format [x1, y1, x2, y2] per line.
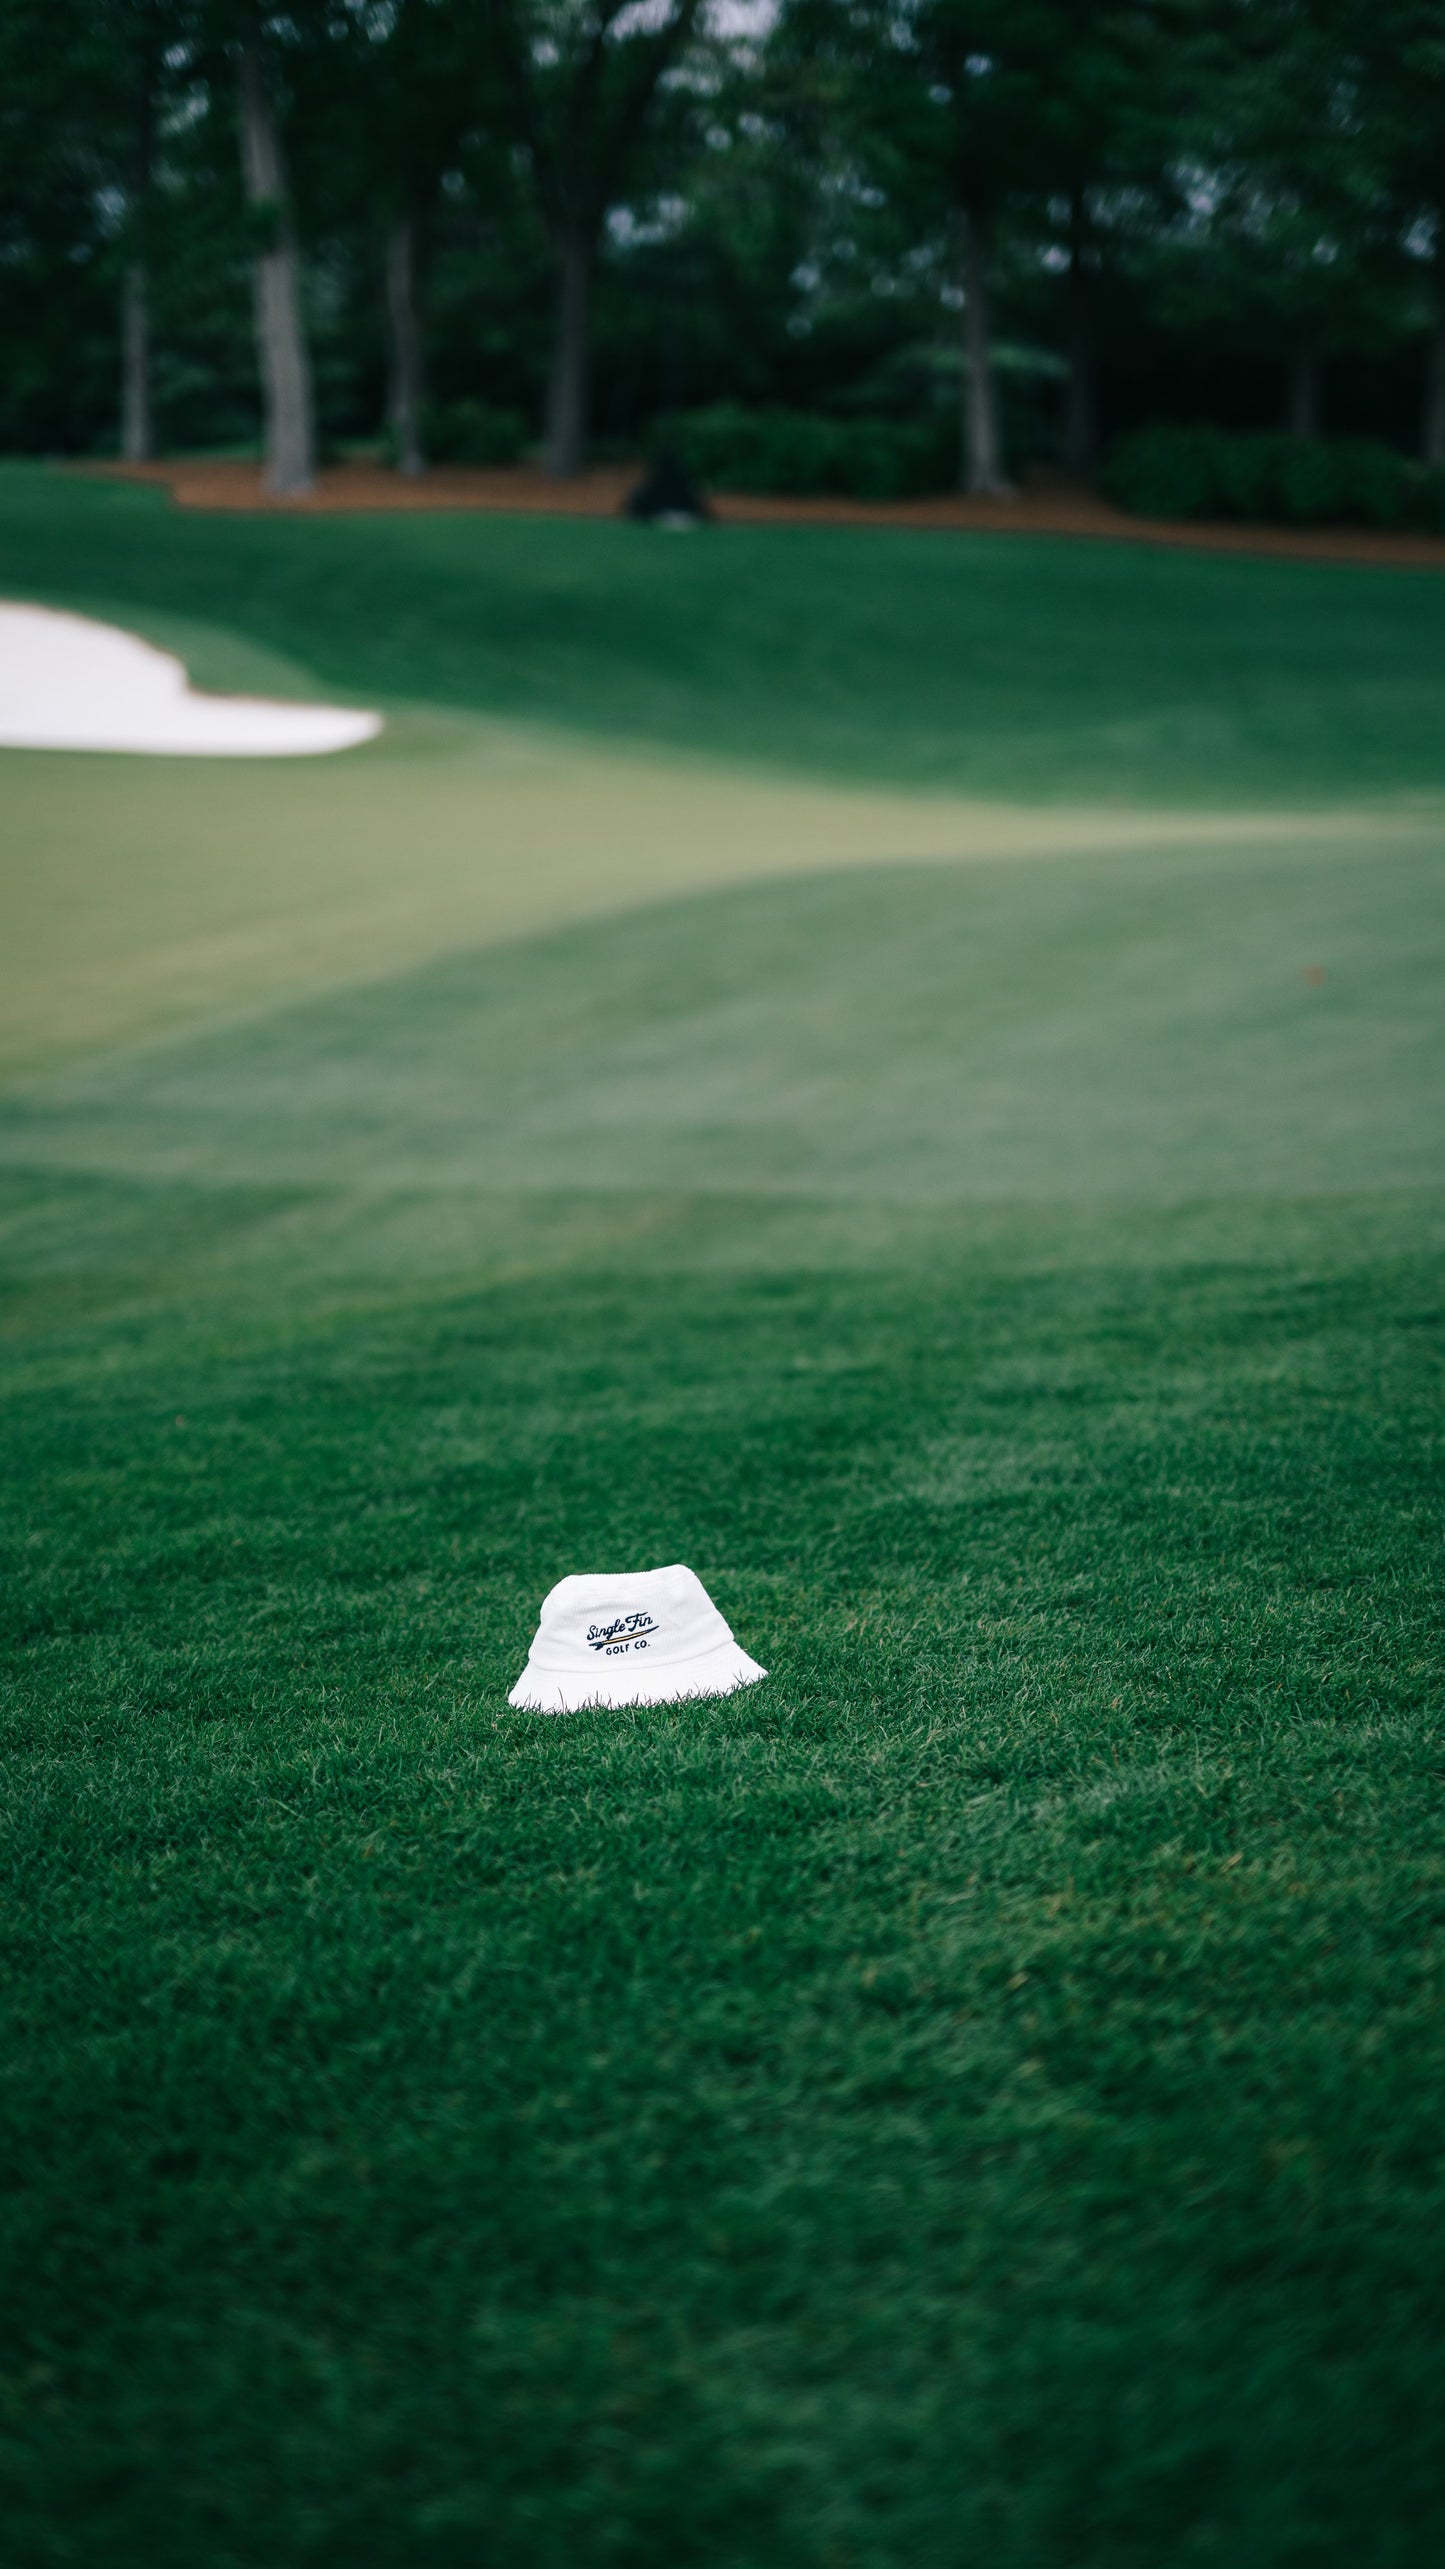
[844, 415, 953, 499]
[1211, 431, 1292, 520]
[1103, 422, 1418, 529]
[1414, 466, 1445, 534]
[423, 399, 528, 467]
[1102, 423, 1221, 520]
[1334, 437, 1413, 528]
[660, 404, 954, 501]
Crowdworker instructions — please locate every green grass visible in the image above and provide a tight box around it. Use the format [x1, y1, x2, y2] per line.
[4, 1177, 1443, 2568]
[5, 462, 1445, 801]
[5, 840, 1440, 1202]
[2, 482, 1444, 2565]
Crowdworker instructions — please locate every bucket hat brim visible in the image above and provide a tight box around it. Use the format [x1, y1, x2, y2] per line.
[509, 1638, 766, 1715]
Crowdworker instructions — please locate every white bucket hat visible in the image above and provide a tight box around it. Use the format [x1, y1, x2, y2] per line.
[508, 1563, 766, 1713]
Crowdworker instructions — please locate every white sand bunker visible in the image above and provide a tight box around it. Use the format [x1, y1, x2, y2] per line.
[0, 603, 381, 756]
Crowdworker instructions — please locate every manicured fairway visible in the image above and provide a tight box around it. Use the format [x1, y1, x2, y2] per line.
[8, 709, 1308, 1083]
[1, 477, 1443, 2567]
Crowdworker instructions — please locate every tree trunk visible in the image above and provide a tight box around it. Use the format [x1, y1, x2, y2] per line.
[1423, 292, 1445, 468]
[1061, 189, 1094, 477]
[1287, 344, 1320, 441]
[957, 209, 1009, 496]
[121, 259, 152, 463]
[545, 227, 592, 478]
[237, 43, 315, 496]
[385, 214, 425, 476]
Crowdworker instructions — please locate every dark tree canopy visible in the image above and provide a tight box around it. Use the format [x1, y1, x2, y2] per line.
[3, 0, 1444, 484]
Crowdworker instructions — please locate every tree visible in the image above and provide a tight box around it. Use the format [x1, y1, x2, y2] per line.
[910, 2, 1185, 489]
[1184, 1, 1398, 442]
[188, 2, 325, 491]
[0, 0, 184, 460]
[5, 0, 1445, 486]
[778, 0, 1059, 493]
[1023, 1, 1177, 474]
[87, 3, 175, 459]
[1340, 0, 1445, 461]
[313, 0, 490, 476]
[491, 0, 709, 475]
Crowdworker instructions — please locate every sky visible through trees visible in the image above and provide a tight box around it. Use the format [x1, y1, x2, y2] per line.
[2, 1, 1445, 490]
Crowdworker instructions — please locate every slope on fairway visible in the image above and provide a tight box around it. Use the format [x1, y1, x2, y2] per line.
[7, 461, 1445, 802]
[6, 704, 1328, 1084]
[1, 830, 1441, 1213]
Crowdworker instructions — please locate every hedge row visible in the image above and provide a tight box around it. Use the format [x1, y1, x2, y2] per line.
[660, 403, 956, 500]
[395, 404, 1445, 531]
[1103, 423, 1445, 531]
[380, 399, 529, 468]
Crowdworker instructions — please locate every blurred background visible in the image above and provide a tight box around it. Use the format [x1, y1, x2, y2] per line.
[6, 0, 1445, 522]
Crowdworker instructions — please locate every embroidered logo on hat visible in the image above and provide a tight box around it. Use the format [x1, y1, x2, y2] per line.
[587, 1611, 658, 1653]
[509, 1564, 766, 1714]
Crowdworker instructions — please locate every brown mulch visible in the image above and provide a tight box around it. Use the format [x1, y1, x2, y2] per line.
[84, 456, 1445, 570]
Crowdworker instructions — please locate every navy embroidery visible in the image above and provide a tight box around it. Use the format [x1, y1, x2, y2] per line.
[586, 1612, 658, 1654]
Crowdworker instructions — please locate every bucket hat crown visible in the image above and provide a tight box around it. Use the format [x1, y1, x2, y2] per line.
[509, 1563, 765, 1713]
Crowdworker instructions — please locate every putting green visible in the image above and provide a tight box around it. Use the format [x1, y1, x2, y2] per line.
[3, 708, 1377, 1086]
[3, 828, 1441, 1209]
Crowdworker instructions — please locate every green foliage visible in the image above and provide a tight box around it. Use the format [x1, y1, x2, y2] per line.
[8, 1, 1445, 477]
[662, 403, 955, 498]
[1102, 422, 1445, 528]
[1414, 465, 1445, 536]
[420, 397, 529, 467]
[1275, 436, 1413, 527]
